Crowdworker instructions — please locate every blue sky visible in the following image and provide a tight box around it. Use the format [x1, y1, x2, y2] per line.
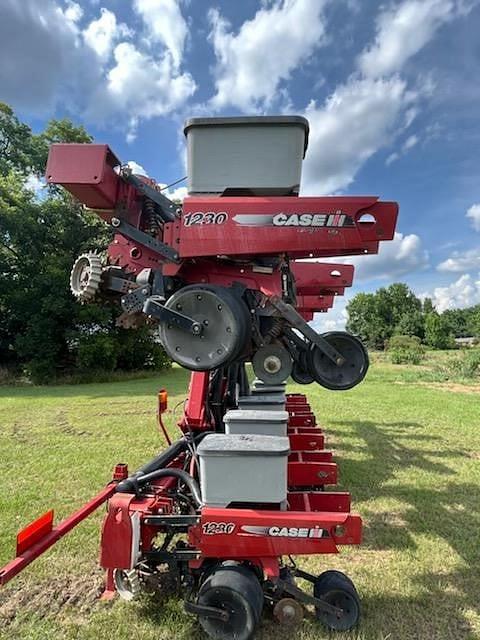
[2, 0, 480, 329]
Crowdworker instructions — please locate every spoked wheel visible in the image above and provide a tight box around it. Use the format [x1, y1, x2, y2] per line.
[197, 565, 264, 640]
[314, 571, 360, 631]
[308, 331, 369, 391]
[159, 285, 250, 371]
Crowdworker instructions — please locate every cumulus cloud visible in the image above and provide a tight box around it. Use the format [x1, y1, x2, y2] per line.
[0, 0, 98, 112]
[90, 42, 195, 141]
[310, 294, 349, 332]
[83, 8, 131, 61]
[134, 0, 188, 70]
[321, 232, 429, 282]
[208, 0, 329, 111]
[466, 203, 480, 231]
[0, 0, 195, 138]
[301, 0, 477, 194]
[126, 160, 148, 176]
[358, 0, 462, 79]
[429, 273, 480, 312]
[302, 76, 412, 193]
[437, 248, 480, 272]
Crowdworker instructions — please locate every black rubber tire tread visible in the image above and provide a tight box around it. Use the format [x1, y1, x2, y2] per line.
[197, 566, 264, 640]
[314, 572, 360, 632]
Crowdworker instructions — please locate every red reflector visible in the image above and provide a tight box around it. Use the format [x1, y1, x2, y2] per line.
[16, 510, 54, 556]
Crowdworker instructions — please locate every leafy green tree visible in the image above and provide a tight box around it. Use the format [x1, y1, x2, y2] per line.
[422, 297, 435, 314]
[424, 312, 454, 349]
[0, 103, 169, 382]
[347, 283, 423, 348]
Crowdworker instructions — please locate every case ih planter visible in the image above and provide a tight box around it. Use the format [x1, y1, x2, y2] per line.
[0, 116, 398, 639]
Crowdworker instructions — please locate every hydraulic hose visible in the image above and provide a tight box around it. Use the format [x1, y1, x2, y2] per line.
[116, 431, 213, 505]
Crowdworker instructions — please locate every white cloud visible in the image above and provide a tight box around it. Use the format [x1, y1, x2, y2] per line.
[466, 203, 480, 231]
[134, 0, 188, 70]
[437, 248, 480, 272]
[311, 295, 349, 332]
[91, 42, 196, 141]
[64, 1, 83, 23]
[321, 232, 428, 282]
[208, 0, 328, 111]
[386, 152, 400, 166]
[429, 273, 480, 312]
[83, 8, 130, 61]
[358, 0, 461, 79]
[302, 76, 412, 193]
[403, 134, 419, 151]
[126, 160, 148, 176]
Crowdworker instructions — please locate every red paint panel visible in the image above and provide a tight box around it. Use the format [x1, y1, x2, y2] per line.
[180, 197, 398, 259]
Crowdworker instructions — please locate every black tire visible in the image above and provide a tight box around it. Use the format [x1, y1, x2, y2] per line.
[316, 569, 356, 590]
[197, 565, 264, 640]
[308, 331, 369, 391]
[314, 572, 360, 632]
[291, 360, 314, 385]
[159, 285, 250, 371]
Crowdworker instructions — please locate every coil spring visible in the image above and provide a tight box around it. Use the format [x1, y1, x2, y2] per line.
[266, 318, 284, 341]
[144, 197, 162, 236]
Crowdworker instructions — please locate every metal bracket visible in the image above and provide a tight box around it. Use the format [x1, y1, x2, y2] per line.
[110, 217, 180, 263]
[276, 578, 343, 618]
[269, 296, 345, 366]
[184, 600, 230, 622]
[143, 297, 202, 335]
[143, 515, 200, 528]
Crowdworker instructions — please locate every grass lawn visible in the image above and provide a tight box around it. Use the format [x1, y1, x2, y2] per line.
[0, 358, 479, 639]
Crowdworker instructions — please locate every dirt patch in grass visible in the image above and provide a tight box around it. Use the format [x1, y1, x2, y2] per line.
[0, 570, 104, 627]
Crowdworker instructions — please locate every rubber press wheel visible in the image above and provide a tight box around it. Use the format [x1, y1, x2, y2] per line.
[158, 285, 249, 371]
[308, 331, 369, 391]
[314, 571, 360, 632]
[197, 565, 264, 640]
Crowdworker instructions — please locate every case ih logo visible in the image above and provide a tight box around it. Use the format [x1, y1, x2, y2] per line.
[232, 211, 355, 228]
[240, 525, 329, 539]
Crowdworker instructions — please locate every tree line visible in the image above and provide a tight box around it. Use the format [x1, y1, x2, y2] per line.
[0, 103, 169, 383]
[346, 282, 480, 350]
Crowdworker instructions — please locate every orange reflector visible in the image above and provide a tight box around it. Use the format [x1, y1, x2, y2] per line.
[158, 389, 168, 414]
[16, 510, 54, 556]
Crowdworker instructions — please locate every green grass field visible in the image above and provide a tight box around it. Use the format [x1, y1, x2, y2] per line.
[0, 358, 479, 640]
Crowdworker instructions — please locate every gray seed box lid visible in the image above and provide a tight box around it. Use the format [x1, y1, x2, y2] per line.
[184, 116, 310, 158]
[224, 409, 289, 424]
[239, 394, 285, 405]
[197, 434, 290, 457]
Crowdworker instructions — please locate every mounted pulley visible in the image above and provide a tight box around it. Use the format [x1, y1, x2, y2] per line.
[158, 285, 250, 371]
[308, 331, 369, 391]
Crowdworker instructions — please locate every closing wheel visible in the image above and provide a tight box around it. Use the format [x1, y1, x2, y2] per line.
[314, 572, 360, 632]
[197, 565, 263, 640]
[252, 344, 292, 384]
[70, 252, 103, 302]
[291, 350, 314, 385]
[308, 331, 369, 391]
[159, 286, 249, 371]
